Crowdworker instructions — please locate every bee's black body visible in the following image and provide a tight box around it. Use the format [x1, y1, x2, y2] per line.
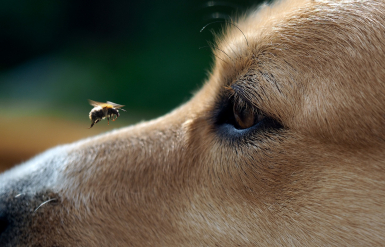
[88, 100, 125, 129]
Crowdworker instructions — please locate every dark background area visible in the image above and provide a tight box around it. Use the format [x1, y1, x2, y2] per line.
[0, 0, 264, 169]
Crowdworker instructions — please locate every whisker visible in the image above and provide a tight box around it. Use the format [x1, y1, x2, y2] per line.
[213, 54, 229, 64]
[34, 198, 58, 213]
[200, 21, 249, 47]
[14, 193, 24, 198]
[199, 45, 233, 61]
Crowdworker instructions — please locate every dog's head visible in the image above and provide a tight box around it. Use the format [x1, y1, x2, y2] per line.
[1, 0, 385, 246]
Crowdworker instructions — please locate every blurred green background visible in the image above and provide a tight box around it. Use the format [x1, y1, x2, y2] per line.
[0, 0, 263, 169]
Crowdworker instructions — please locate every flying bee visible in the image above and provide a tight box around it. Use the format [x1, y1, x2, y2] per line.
[88, 99, 126, 129]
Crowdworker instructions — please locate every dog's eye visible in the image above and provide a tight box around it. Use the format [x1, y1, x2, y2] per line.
[233, 101, 265, 129]
[214, 91, 282, 138]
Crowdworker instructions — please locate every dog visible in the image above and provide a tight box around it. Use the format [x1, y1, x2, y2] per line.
[1, 0, 385, 246]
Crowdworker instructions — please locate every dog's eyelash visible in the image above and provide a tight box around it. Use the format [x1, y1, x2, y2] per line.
[224, 86, 264, 117]
[234, 94, 264, 116]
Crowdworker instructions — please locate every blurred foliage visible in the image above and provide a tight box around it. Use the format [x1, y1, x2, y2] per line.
[0, 0, 264, 119]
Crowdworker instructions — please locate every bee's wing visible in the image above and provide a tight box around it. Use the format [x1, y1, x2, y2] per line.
[88, 99, 106, 107]
[107, 101, 125, 108]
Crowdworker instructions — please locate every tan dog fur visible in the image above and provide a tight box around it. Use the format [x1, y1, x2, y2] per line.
[1, 0, 385, 246]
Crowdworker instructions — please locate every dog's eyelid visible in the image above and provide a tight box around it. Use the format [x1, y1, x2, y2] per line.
[229, 85, 267, 119]
[228, 82, 280, 123]
[230, 83, 260, 110]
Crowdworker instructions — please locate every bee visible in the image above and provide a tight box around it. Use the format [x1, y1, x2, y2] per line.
[88, 99, 126, 129]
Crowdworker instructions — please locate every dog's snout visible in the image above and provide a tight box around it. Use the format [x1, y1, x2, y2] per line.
[0, 192, 30, 244]
[0, 150, 66, 246]
[0, 191, 62, 246]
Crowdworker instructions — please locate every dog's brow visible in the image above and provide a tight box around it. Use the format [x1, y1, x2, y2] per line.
[231, 69, 283, 109]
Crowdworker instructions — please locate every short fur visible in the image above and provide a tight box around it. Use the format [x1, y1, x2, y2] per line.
[1, 0, 385, 246]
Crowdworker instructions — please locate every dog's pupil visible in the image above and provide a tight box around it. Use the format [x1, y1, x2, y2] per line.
[233, 104, 255, 129]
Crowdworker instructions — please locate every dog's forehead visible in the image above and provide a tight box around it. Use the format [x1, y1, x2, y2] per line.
[204, 0, 313, 100]
[213, 0, 313, 68]
[212, 0, 383, 81]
